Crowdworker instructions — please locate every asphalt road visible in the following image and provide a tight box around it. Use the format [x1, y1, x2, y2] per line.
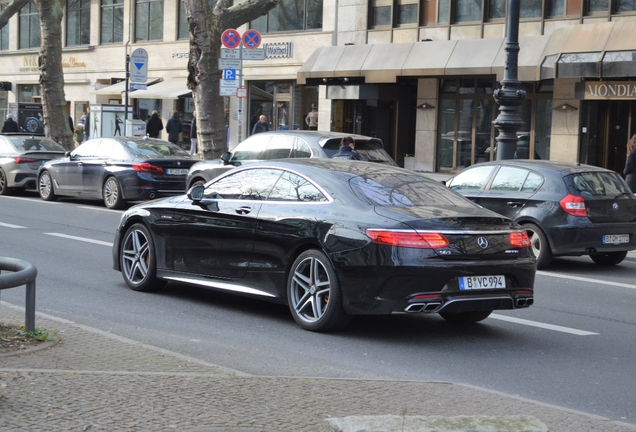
[1, 192, 636, 425]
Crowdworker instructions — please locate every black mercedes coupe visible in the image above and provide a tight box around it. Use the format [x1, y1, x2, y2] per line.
[113, 159, 536, 332]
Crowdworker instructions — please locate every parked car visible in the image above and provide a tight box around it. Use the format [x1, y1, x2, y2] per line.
[446, 160, 636, 269]
[0, 133, 66, 195]
[185, 131, 396, 190]
[113, 159, 536, 332]
[38, 136, 196, 209]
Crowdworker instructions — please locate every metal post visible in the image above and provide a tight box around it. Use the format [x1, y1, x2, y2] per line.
[492, 0, 526, 160]
[125, 54, 130, 122]
[25, 280, 35, 332]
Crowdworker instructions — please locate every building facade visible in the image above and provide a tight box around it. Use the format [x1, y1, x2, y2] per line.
[1, 0, 636, 173]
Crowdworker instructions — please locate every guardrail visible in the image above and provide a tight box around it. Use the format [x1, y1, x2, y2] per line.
[0, 257, 37, 332]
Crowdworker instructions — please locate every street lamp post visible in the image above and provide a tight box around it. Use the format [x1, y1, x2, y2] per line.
[493, 0, 526, 160]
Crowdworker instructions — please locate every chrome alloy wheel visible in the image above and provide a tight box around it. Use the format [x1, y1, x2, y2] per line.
[121, 227, 150, 285]
[103, 177, 120, 208]
[290, 256, 332, 324]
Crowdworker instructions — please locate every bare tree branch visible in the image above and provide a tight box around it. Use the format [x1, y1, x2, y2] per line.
[0, 0, 29, 30]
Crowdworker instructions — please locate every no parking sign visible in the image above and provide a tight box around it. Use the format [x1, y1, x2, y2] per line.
[242, 30, 262, 49]
[221, 29, 241, 49]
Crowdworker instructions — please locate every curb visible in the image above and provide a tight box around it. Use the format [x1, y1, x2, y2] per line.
[0, 334, 59, 359]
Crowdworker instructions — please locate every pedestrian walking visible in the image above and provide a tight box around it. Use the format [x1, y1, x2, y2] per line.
[623, 134, 636, 192]
[331, 136, 361, 160]
[2, 114, 18, 133]
[166, 110, 183, 145]
[84, 107, 90, 141]
[251, 115, 270, 135]
[146, 110, 164, 138]
[190, 111, 198, 156]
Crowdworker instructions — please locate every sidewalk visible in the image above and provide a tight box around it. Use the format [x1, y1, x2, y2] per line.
[1, 303, 635, 432]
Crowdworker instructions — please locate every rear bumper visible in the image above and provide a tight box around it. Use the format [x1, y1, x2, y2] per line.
[121, 174, 187, 200]
[548, 221, 636, 255]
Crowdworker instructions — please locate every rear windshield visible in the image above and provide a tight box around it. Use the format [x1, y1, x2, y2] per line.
[124, 140, 189, 157]
[566, 171, 632, 198]
[9, 136, 65, 152]
[323, 139, 395, 164]
[350, 173, 474, 207]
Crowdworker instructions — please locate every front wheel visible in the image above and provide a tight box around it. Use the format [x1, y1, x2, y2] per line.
[590, 251, 627, 266]
[523, 223, 552, 269]
[287, 249, 351, 332]
[439, 310, 493, 324]
[119, 223, 165, 292]
[38, 170, 58, 201]
[103, 176, 126, 209]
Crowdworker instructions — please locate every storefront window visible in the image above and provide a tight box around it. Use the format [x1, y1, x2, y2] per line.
[101, 0, 124, 44]
[534, 99, 552, 160]
[616, 0, 636, 12]
[250, 0, 322, 32]
[67, 0, 90, 46]
[19, 1, 40, 50]
[247, 81, 307, 136]
[17, 84, 41, 103]
[135, 0, 163, 41]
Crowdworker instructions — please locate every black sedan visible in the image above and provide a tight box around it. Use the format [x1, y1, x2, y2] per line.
[112, 159, 536, 332]
[446, 160, 636, 269]
[38, 136, 196, 209]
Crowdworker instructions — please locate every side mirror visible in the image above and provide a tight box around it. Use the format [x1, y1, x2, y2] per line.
[220, 152, 232, 165]
[187, 184, 205, 202]
[65, 151, 72, 158]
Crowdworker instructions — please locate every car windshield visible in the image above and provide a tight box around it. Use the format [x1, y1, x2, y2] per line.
[350, 172, 473, 207]
[9, 137, 65, 152]
[569, 171, 631, 198]
[124, 140, 189, 157]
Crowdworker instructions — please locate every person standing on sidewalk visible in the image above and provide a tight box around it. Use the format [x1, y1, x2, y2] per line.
[623, 134, 636, 192]
[2, 114, 18, 132]
[251, 115, 269, 135]
[146, 110, 163, 138]
[166, 110, 183, 145]
[84, 107, 90, 141]
[189, 111, 198, 156]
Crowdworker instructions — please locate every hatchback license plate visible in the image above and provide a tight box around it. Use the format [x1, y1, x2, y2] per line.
[603, 234, 629, 244]
[166, 168, 188, 175]
[459, 275, 506, 290]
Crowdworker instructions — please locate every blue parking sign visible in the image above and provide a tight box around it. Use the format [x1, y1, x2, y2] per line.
[223, 69, 236, 80]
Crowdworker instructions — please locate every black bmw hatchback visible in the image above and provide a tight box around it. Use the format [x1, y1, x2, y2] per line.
[447, 160, 636, 269]
[113, 159, 536, 332]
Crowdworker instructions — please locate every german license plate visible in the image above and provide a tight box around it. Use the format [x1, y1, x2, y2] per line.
[602, 234, 629, 244]
[166, 168, 188, 175]
[459, 275, 506, 290]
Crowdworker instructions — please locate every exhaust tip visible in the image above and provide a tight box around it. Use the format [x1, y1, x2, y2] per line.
[405, 303, 425, 313]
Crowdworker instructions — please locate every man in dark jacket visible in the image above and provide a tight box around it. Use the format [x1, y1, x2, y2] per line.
[2, 114, 19, 133]
[165, 110, 183, 144]
[146, 110, 164, 138]
[331, 136, 361, 160]
[251, 115, 269, 135]
[84, 108, 90, 141]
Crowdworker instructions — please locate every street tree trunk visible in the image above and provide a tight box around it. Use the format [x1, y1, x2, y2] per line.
[183, 0, 279, 160]
[35, 0, 73, 149]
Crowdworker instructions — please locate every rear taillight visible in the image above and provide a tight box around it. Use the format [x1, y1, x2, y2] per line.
[132, 162, 164, 174]
[560, 194, 587, 217]
[14, 157, 39, 164]
[509, 231, 531, 248]
[366, 229, 449, 249]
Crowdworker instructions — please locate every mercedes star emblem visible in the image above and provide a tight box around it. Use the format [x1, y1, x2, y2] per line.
[477, 237, 489, 249]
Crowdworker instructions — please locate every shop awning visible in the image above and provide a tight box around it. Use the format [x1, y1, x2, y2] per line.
[297, 36, 549, 84]
[92, 78, 160, 95]
[128, 77, 191, 99]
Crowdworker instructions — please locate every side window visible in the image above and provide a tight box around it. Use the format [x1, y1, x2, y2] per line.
[447, 165, 495, 191]
[73, 141, 100, 158]
[261, 135, 295, 160]
[0, 140, 13, 153]
[522, 172, 543, 192]
[489, 167, 529, 191]
[232, 135, 270, 161]
[205, 168, 282, 200]
[268, 171, 327, 202]
[293, 139, 312, 158]
[94, 141, 115, 158]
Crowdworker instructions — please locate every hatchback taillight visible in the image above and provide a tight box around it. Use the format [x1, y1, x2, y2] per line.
[559, 194, 587, 217]
[14, 157, 39, 164]
[366, 229, 449, 248]
[509, 231, 531, 248]
[132, 162, 164, 174]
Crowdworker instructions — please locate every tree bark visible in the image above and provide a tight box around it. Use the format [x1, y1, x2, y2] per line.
[184, 0, 279, 160]
[34, 0, 73, 149]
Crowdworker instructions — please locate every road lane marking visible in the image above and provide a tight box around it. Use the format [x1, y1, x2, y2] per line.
[537, 270, 636, 290]
[490, 314, 599, 335]
[0, 196, 60, 204]
[0, 222, 26, 229]
[44, 232, 113, 247]
[76, 205, 123, 213]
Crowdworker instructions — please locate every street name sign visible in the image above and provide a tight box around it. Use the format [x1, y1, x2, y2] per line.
[130, 83, 148, 90]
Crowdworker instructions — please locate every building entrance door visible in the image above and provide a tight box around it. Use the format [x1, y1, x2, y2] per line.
[582, 100, 636, 172]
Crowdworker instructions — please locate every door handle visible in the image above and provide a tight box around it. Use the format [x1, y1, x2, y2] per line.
[507, 201, 521, 207]
[77, 162, 83, 166]
[235, 206, 252, 215]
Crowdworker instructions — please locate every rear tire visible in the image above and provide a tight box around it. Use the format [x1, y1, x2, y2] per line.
[38, 170, 58, 201]
[287, 249, 351, 332]
[103, 176, 126, 209]
[439, 310, 493, 324]
[0, 168, 13, 195]
[523, 223, 552, 269]
[119, 223, 165, 292]
[590, 251, 627, 266]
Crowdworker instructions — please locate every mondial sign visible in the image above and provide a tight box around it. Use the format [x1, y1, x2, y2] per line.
[584, 81, 636, 100]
